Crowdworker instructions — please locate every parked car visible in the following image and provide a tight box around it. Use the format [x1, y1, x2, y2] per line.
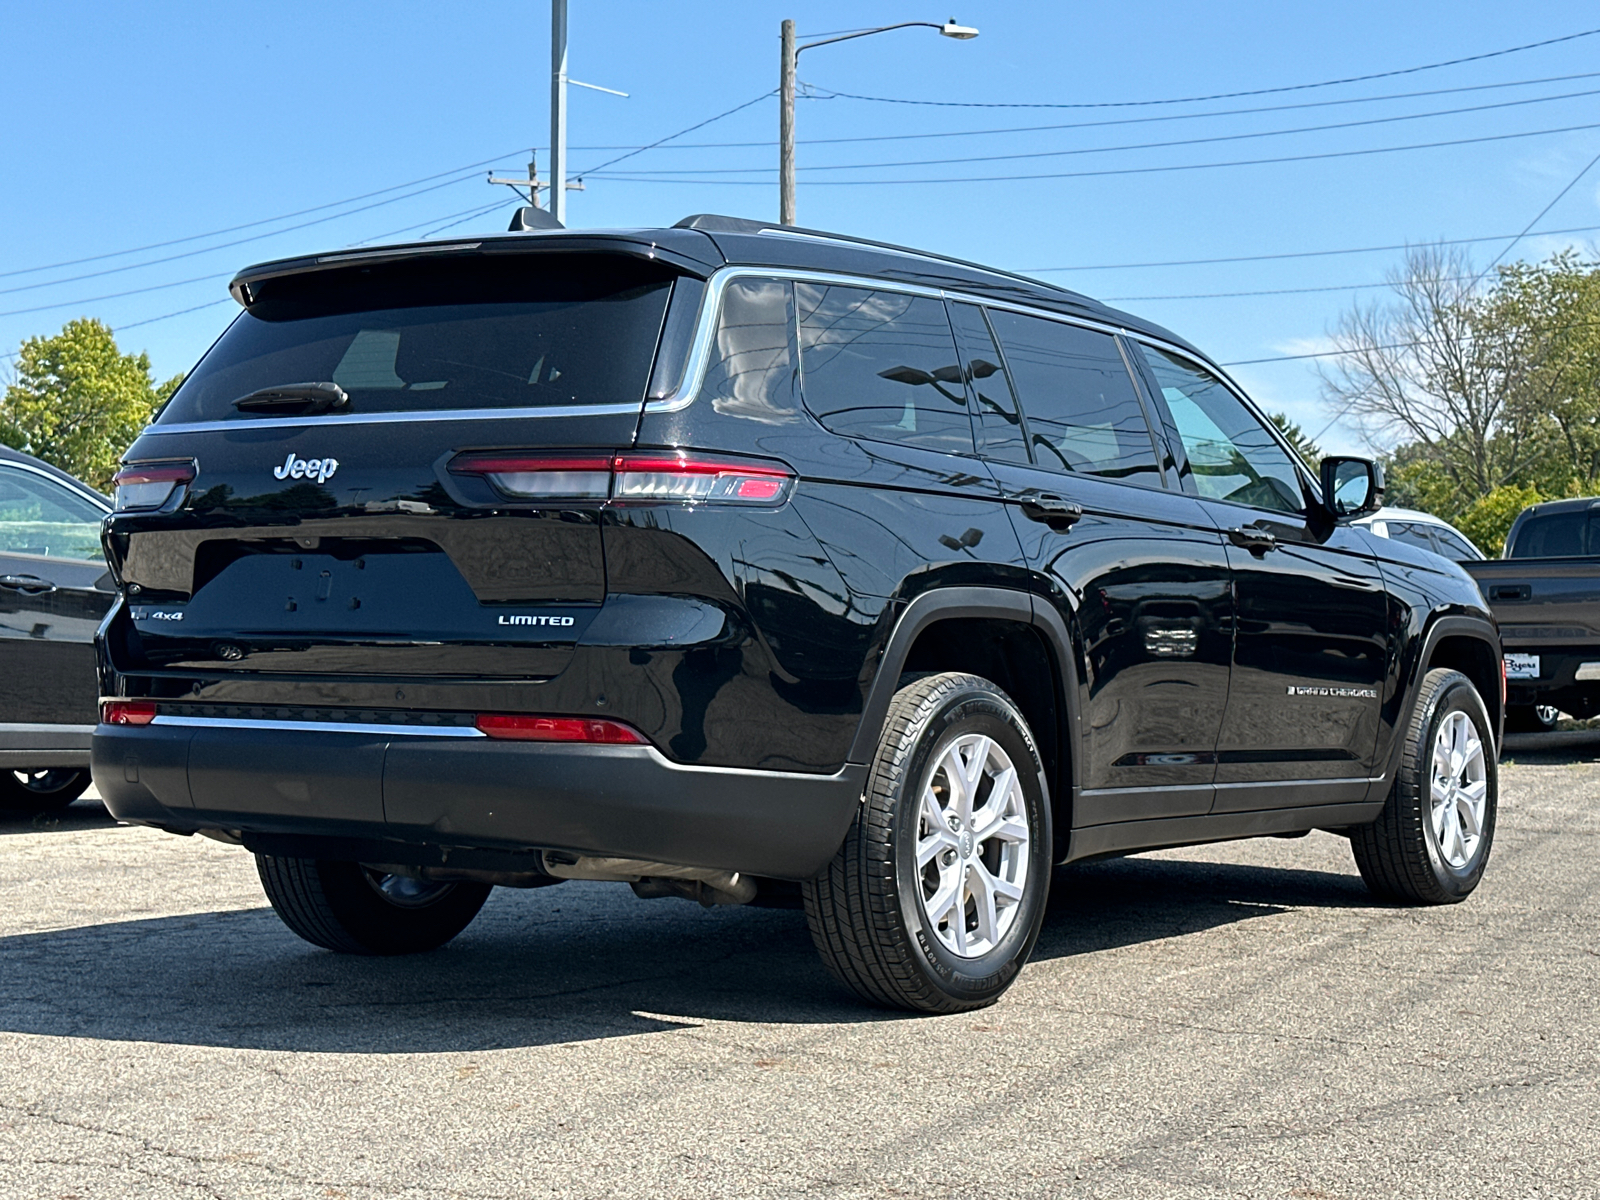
[93, 215, 1503, 1012]
[1464, 496, 1600, 731]
[0, 445, 114, 814]
[1354, 506, 1484, 563]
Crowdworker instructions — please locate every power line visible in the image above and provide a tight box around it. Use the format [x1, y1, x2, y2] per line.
[0, 272, 225, 320]
[0, 297, 237, 364]
[593, 120, 1600, 185]
[573, 91, 775, 178]
[418, 200, 513, 240]
[805, 26, 1600, 110]
[0, 148, 529, 282]
[1025, 223, 1600, 273]
[1104, 275, 1484, 303]
[499, 70, 1600, 152]
[603, 85, 1600, 176]
[0, 173, 483, 297]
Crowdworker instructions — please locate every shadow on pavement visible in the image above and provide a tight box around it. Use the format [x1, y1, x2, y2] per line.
[0, 853, 1367, 1053]
[0, 798, 116, 837]
[1501, 727, 1600, 766]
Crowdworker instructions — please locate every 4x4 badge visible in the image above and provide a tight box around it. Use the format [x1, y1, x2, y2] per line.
[274, 453, 339, 484]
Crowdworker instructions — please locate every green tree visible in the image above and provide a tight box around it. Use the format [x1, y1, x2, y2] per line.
[0, 318, 182, 490]
[1268, 412, 1322, 472]
[1456, 484, 1545, 557]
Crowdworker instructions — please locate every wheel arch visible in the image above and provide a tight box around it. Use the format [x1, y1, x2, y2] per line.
[848, 587, 1081, 855]
[1387, 616, 1503, 780]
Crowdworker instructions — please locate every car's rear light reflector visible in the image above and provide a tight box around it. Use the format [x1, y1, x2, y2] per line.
[112, 461, 196, 511]
[474, 714, 647, 743]
[612, 452, 795, 506]
[449, 450, 796, 507]
[449, 453, 612, 500]
[101, 700, 157, 726]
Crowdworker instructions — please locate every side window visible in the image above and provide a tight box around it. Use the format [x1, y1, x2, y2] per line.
[947, 302, 1029, 465]
[0, 467, 106, 562]
[1430, 525, 1481, 561]
[1386, 521, 1443, 554]
[986, 309, 1162, 487]
[699, 278, 799, 423]
[1138, 345, 1305, 514]
[794, 283, 972, 454]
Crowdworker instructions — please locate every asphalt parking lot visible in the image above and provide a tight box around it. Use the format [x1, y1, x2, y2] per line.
[2, 733, 1598, 1200]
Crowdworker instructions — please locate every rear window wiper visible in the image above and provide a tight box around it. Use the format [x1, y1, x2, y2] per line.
[233, 382, 350, 415]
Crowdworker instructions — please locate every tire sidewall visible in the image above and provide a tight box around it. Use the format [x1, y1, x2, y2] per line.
[889, 686, 1050, 1004]
[1415, 675, 1497, 899]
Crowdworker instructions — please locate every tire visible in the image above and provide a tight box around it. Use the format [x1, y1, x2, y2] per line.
[255, 856, 492, 955]
[802, 672, 1052, 1013]
[1505, 704, 1559, 733]
[1351, 669, 1497, 904]
[0, 768, 91, 816]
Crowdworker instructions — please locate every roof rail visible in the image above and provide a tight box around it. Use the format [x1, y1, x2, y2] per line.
[673, 213, 1070, 297]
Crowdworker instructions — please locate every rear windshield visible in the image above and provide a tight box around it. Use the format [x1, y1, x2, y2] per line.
[1509, 510, 1600, 558]
[157, 256, 674, 423]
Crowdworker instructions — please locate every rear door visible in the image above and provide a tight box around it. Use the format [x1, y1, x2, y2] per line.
[952, 303, 1233, 825]
[109, 252, 678, 682]
[0, 460, 113, 727]
[1132, 343, 1389, 811]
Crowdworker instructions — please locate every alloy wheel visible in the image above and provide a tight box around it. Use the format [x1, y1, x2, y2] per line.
[1429, 709, 1488, 870]
[915, 733, 1031, 957]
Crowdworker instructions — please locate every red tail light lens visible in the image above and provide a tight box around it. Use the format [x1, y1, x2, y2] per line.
[101, 700, 157, 726]
[112, 461, 196, 512]
[612, 452, 795, 506]
[475, 714, 647, 743]
[449, 453, 612, 500]
[449, 450, 795, 507]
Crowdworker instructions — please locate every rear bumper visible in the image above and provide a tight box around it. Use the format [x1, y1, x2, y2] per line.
[92, 721, 864, 881]
[1503, 645, 1600, 712]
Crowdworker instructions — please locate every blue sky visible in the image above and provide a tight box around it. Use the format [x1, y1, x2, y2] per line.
[4, 1, 1600, 456]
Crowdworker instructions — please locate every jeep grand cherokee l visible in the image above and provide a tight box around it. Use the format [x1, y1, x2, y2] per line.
[93, 215, 1503, 1013]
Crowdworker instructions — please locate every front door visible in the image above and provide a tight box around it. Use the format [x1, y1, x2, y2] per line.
[0, 461, 114, 729]
[951, 303, 1233, 826]
[1131, 344, 1389, 812]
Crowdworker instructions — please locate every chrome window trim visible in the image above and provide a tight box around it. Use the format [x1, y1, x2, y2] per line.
[149, 715, 486, 738]
[0, 459, 111, 514]
[645, 265, 1214, 416]
[140, 401, 644, 436]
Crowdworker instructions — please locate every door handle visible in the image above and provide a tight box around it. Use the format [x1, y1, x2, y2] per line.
[1227, 526, 1278, 556]
[1489, 584, 1531, 602]
[0, 574, 56, 595]
[1020, 495, 1084, 529]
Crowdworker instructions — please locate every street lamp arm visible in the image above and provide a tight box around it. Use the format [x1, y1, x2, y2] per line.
[796, 22, 943, 55]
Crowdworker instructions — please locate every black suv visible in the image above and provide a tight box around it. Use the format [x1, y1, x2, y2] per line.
[94, 215, 1503, 1013]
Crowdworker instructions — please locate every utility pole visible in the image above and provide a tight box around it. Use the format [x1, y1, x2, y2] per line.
[779, 19, 796, 226]
[550, 0, 569, 226]
[778, 19, 978, 227]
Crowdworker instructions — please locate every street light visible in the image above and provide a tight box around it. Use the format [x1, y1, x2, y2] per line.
[779, 18, 979, 225]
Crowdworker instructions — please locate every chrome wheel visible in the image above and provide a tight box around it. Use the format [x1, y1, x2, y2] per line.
[915, 732, 1031, 958]
[1535, 705, 1560, 727]
[361, 868, 456, 909]
[1430, 709, 1488, 870]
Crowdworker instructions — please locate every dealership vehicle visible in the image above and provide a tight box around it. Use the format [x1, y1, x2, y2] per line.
[0, 445, 114, 814]
[1464, 496, 1600, 731]
[94, 216, 1502, 1012]
[1353, 506, 1483, 563]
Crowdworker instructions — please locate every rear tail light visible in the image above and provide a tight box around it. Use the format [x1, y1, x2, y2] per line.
[101, 700, 157, 726]
[475, 714, 646, 743]
[450, 450, 794, 507]
[112, 461, 196, 511]
[448, 453, 612, 500]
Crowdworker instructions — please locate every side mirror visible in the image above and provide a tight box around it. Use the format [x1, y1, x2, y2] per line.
[1320, 456, 1384, 519]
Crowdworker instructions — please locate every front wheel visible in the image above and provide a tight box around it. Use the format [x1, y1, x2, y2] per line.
[256, 856, 492, 955]
[1351, 669, 1497, 904]
[803, 672, 1052, 1013]
[0, 769, 92, 816]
